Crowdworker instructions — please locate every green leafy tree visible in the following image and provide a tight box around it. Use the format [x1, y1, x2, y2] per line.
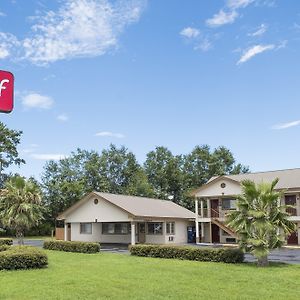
[41, 145, 149, 224]
[0, 122, 25, 187]
[183, 145, 249, 189]
[0, 176, 44, 244]
[226, 179, 296, 267]
[144, 147, 184, 204]
[99, 145, 141, 194]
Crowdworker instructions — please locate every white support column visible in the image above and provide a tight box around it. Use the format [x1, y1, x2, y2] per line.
[131, 222, 136, 245]
[201, 222, 205, 242]
[64, 222, 68, 241]
[200, 199, 204, 217]
[207, 198, 211, 218]
[195, 198, 199, 243]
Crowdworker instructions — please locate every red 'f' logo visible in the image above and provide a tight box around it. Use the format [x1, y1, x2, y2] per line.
[0, 70, 14, 113]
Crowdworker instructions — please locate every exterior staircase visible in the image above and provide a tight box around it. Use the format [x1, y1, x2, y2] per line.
[211, 218, 237, 238]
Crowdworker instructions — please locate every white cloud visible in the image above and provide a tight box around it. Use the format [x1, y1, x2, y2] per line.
[0, 48, 9, 59]
[0, 11, 6, 17]
[194, 38, 212, 52]
[272, 120, 300, 130]
[248, 23, 267, 37]
[43, 74, 56, 81]
[57, 114, 69, 122]
[227, 0, 254, 9]
[237, 44, 275, 64]
[22, 144, 39, 154]
[180, 27, 200, 38]
[206, 0, 256, 28]
[0, 32, 19, 59]
[293, 23, 300, 31]
[95, 131, 125, 138]
[22, 149, 36, 154]
[21, 0, 146, 64]
[30, 153, 67, 160]
[0, 0, 145, 65]
[22, 93, 54, 109]
[277, 40, 287, 49]
[206, 10, 238, 27]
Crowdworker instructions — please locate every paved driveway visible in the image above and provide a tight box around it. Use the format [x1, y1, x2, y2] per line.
[245, 248, 300, 264]
[192, 244, 300, 264]
[12, 241, 300, 264]
[13, 239, 44, 248]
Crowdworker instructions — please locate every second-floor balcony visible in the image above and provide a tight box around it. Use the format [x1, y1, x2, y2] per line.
[198, 204, 299, 219]
[199, 208, 233, 219]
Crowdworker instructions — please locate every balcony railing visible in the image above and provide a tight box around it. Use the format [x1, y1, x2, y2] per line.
[198, 207, 299, 218]
[286, 207, 297, 216]
[198, 208, 233, 219]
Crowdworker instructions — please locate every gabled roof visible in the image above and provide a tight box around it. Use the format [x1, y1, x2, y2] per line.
[191, 168, 300, 196]
[58, 192, 195, 220]
[218, 168, 300, 190]
[190, 175, 240, 196]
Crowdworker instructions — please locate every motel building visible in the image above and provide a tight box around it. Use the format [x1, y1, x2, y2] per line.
[192, 168, 300, 246]
[56, 192, 195, 245]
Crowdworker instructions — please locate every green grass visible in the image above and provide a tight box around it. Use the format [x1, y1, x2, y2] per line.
[0, 251, 300, 300]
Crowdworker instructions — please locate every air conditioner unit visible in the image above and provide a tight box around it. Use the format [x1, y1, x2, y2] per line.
[169, 236, 174, 242]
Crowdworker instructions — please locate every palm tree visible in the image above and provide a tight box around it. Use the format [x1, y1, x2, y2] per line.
[0, 175, 44, 245]
[226, 178, 296, 267]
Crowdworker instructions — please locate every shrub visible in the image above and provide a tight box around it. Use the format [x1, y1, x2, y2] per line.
[0, 245, 10, 252]
[0, 238, 13, 246]
[130, 245, 244, 264]
[44, 240, 100, 253]
[0, 246, 48, 270]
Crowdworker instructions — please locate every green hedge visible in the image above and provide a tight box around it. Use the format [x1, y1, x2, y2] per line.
[44, 240, 100, 253]
[0, 246, 48, 270]
[130, 245, 244, 264]
[0, 238, 13, 246]
[0, 245, 11, 252]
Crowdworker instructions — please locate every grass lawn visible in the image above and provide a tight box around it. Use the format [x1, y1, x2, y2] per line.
[0, 251, 300, 300]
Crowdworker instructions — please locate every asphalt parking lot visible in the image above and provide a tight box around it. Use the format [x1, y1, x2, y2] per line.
[13, 240, 300, 264]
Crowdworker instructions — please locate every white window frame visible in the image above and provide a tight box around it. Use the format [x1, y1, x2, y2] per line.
[80, 223, 92, 234]
[102, 223, 131, 235]
[147, 222, 163, 235]
[166, 222, 175, 235]
[221, 198, 236, 210]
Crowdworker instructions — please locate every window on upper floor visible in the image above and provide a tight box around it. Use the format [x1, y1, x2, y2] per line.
[221, 199, 236, 210]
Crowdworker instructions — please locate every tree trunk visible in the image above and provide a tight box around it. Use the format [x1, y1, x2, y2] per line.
[257, 255, 269, 267]
[16, 229, 24, 246]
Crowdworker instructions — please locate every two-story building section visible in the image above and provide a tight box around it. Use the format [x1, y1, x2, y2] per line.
[191, 168, 300, 245]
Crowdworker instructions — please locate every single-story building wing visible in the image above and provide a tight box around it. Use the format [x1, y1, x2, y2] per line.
[56, 192, 195, 245]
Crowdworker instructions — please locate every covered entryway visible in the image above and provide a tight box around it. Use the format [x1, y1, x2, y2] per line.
[138, 223, 146, 243]
[287, 231, 298, 245]
[211, 223, 220, 243]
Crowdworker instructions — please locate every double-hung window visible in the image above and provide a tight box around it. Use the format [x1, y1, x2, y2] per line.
[147, 222, 163, 235]
[166, 222, 175, 235]
[221, 199, 236, 210]
[80, 223, 92, 234]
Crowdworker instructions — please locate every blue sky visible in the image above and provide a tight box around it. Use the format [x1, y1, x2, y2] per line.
[1, 0, 300, 179]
